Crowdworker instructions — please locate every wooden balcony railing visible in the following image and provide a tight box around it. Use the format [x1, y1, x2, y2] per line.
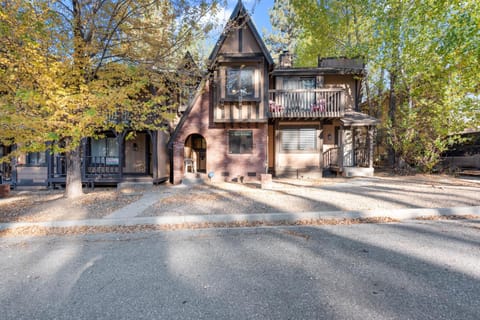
[268, 88, 345, 118]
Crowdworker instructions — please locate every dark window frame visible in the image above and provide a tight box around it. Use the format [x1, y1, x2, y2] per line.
[226, 66, 255, 99]
[26, 152, 47, 166]
[89, 136, 119, 165]
[228, 130, 253, 154]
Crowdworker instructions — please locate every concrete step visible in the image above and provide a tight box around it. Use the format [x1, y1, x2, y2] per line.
[118, 177, 153, 193]
[182, 172, 207, 185]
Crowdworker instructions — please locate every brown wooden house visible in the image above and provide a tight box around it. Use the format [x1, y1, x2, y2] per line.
[169, 1, 379, 184]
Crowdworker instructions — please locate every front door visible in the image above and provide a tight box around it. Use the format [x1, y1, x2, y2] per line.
[124, 133, 151, 175]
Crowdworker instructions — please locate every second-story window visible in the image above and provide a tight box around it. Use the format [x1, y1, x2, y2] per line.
[226, 67, 254, 99]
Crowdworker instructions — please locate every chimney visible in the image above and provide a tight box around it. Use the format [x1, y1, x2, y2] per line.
[279, 50, 293, 68]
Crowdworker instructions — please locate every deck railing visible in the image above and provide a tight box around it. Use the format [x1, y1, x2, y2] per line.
[268, 88, 345, 118]
[48, 155, 121, 183]
[84, 156, 120, 178]
[323, 147, 340, 168]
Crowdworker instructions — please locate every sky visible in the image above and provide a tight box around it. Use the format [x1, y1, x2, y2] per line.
[197, 0, 274, 62]
[245, 0, 274, 36]
[215, 0, 274, 37]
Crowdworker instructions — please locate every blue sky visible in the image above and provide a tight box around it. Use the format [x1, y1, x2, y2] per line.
[217, 0, 274, 36]
[247, 0, 274, 36]
[198, 0, 274, 61]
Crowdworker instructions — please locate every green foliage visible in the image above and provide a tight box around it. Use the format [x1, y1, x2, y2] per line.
[287, 0, 480, 171]
[0, 0, 219, 196]
[264, 0, 300, 61]
[290, 0, 369, 66]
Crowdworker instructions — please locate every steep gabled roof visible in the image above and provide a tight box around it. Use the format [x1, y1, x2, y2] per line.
[208, 0, 274, 68]
[167, 76, 208, 150]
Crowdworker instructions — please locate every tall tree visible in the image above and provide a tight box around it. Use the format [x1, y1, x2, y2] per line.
[264, 0, 299, 60]
[290, 0, 368, 66]
[1, 0, 218, 198]
[289, 0, 479, 171]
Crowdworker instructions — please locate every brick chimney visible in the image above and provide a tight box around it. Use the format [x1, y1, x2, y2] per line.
[279, 50, 293, 68]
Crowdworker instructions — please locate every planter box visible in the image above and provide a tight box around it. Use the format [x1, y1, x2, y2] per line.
[260, 173, 272, 189]
[0, 184, 10, 198]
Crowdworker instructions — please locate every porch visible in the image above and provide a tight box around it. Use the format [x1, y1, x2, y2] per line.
[47, 155, 159, 187]
[323, 115, 378, 177]
[323, 146, 375, 177]
[47, 130, 169, 188]
[268, 88, 345, 118]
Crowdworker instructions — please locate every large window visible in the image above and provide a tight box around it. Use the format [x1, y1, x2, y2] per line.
[229, 130, 253, 154]
[281, 128, 317, 152]
[226, 67, 255, 98]
[91, 137, 119, 165]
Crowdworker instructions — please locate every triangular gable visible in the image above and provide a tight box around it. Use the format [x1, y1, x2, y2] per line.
[167, 76, 207, 149]
[208, 0, 273, 67]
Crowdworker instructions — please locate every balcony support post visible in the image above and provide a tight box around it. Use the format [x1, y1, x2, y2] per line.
[81, 138, 87, 181]
[118, 132, 127, 180]
[318, 121, 324, 172]
[367, 126, 374, 168]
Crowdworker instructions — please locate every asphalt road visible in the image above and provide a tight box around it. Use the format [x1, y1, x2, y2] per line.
[1, 220, 479, 320]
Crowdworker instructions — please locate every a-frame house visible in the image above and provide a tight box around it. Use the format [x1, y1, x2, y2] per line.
[169, 1, 379, 184]
[169, 1, 274, 184]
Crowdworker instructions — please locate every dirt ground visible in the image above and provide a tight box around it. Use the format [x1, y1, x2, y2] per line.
[143, 173, 480, 217]
[1, 173, 479, 223]
[0, 188, 141, 223]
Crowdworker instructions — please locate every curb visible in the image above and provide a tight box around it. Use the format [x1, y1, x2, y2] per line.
[1, 206, 480, 231]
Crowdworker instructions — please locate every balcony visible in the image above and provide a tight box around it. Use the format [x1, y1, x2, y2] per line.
[268, 88, 345, 118]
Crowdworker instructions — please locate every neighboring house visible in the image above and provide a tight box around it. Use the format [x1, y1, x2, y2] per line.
[168, 1, 379, 184]
[0, 144, 13, 184]
[7, 54, 201, 188]
[442, 129, 480, 170]
[44, 129, 170, 188]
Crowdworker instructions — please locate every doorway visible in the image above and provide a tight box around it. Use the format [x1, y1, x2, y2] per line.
[124, 132, 151, 175]
[184, 134, 206, 173]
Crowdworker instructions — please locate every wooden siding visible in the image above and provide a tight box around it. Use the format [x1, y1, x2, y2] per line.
[323, 75, 357, 112]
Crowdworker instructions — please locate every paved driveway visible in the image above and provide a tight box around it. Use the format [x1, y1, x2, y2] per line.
[1, 219, 479, 319]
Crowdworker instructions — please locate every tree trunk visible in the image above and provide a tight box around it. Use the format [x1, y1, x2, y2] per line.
[387, 71, 397, 168]
[65, 144, 84, 199]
